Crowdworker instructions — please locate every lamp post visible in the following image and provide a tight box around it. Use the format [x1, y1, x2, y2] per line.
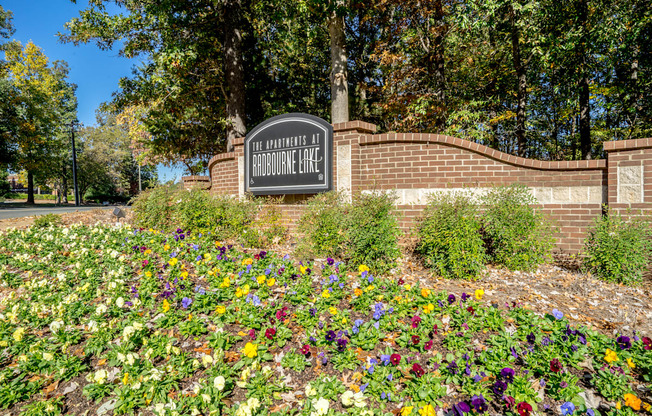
[70, 120, 80, 207]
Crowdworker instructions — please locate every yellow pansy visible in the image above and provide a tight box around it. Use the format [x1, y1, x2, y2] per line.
[267, 278, 275, 287]
[180, 271, 189, 279]
[604, 348, 619, 364]
[419, 404, 436, 416]
[242, 284, 250, 295]
[421, 288, 431, 297]
[122, 373, 129, 385]
[169, 257, 178, 267]
[354, 288, 363, 297]
[12, 327, 25, 342]
[236, 288, 244, 298]
[358, 265, 369, 273]
[403, 284, 411, 291]
[401, 406, 414, 416]
[164, 244, 170, 251]
[162, 299, 170, 313]
[321, 290, 331, 299]
[624, 394, 641, 411]
[627, 358, 636, 369]
[300, 265, 308, 274]
[144, 249, 152, 255]
[423, 303, 434, 314]
[243, 342, 258, 358]
[220, 277, 230, 288]
[257, 275, 266, 285]
[242, 258, 253, 266]
[329, 307, 338, 315]
[144, 271, 152, 278]
[341, 317, 347, 324]
[203, 253, 212, 261]
[475, 289, 484, 300]
[216, 305, 226, 314]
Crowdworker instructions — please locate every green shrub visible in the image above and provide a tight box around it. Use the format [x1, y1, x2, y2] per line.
[239, 198, 288, 248]
[583, 208, 651, 285]
[130, 185, 178, 231]
[345, 191, 400, 274]
[130, 185, 287, 246]
[33, 213, 62, 228]
[481, 184, 555, 271]
[296, 192, 347, 259]
[416, 192, 486, 279]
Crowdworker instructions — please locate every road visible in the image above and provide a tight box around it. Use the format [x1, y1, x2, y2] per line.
[0, 204, 116, 220]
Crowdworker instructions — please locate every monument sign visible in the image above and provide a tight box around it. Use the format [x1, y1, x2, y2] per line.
[244, 113, 333, 195]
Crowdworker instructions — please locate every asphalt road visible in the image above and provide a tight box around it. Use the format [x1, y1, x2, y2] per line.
[0, 204, 116, 220]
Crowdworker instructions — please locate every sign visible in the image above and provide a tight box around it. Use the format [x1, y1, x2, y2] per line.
[245, 113, 333, 195]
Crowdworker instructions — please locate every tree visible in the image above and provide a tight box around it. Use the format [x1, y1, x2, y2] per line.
[0, 5, 16, 167]
[5, 41, 77, 204]
[61, 0, 250, 172]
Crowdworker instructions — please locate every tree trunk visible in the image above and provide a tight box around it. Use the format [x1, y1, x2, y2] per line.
[224, 0, 247, 152]
[432, 0, 446, 131]
[578, 0, 591, 159]
[26, 171, 34, 205]
[511, 5, 527, 157]
[328, 2, 349, 125]
[62, 170, 68, 204]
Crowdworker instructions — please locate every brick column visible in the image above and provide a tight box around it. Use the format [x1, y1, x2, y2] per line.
[332, 121, 377, 201]
[604, 138, 652, 216]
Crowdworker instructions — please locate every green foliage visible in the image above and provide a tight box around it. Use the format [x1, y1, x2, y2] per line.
[296, 192, 347, 259]
[583, 209, 652, 285]
[130, 185, 287, 247]
[32, 214, 62, 229]
[130, 185, 178, 231]
[345, 191, 400, 274]
[481, 184, 555, 271]
[239, 198, 289, 248]
[416, 192, 486, 280]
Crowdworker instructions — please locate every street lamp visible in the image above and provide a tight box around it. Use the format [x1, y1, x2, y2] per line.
[70, 119, 80, 207]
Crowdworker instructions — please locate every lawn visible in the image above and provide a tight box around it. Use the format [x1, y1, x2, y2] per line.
[0, 224, 650, 416]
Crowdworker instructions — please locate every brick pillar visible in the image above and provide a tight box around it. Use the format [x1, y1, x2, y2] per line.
[332, 121, 377, 201]
[604, 138, 652, 216]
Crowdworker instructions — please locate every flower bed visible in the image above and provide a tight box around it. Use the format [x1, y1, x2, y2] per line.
[0, 224, 650, 416]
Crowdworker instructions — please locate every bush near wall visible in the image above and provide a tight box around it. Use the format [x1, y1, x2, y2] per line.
[415, 192, 486, 280]
[130, 185, 286, 247]
[296, 191, 401, 274]
[583, 208, 652, 285]
[296, 192, 348, 260]
[481, 184, 556, 271]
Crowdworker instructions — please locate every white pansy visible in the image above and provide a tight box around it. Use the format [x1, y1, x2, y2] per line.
[201, 394, 211, 404]
[341, 390, 354, 407]
[117, 352, 126, 363]
[42, 352, 54, 361]
[93, 369, 108, 384]
[214, 376, 225, 391]
[132, 322, 143, 331]
[49, 319, 64, 333]
[305, 383, 317, 397]
[123, 325, 136, 341]
[202, 354, 213, 366]
[116, 297, 125, 308]
[353, 391, 366, 407]
[311, 397, 329, 416]
[86, 320, 99, 332]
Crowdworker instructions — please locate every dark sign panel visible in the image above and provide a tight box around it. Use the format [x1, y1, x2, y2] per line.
[245, 113, 333, 195]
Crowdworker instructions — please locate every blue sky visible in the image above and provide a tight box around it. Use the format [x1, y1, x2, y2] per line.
[3, 0, 185, 183]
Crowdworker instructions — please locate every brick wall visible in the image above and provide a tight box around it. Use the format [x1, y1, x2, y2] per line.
[181, 175, 211, 190]
[197, 121, 652, 254]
